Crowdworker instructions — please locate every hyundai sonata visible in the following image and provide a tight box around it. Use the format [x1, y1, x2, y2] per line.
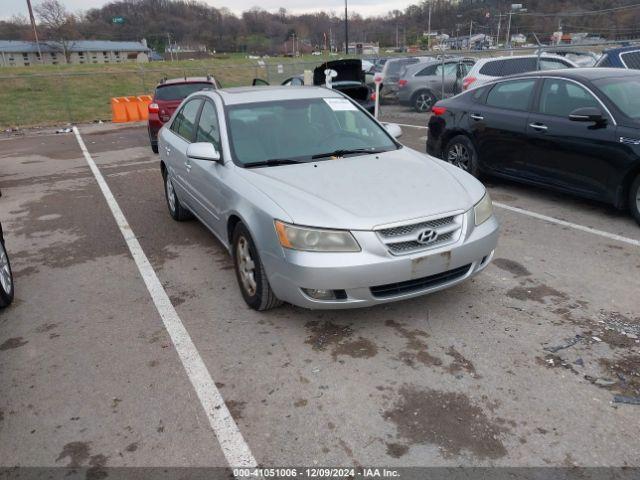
[158, 86, 499, 310]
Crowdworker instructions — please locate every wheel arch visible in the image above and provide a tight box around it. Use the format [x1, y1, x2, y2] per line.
[619, 163, 640, 209]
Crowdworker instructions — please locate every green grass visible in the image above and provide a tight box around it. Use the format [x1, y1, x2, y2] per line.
[0, 55, 353, 128]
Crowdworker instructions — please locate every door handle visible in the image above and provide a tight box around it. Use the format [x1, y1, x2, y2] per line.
[164, 145, 171, 155]
[529, 123, 548, 132]
[470, 114, 484, 121]
[184, 159, 192, 172]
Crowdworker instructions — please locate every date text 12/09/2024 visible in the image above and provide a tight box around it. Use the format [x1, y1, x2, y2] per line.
[233, 468, 401, 478]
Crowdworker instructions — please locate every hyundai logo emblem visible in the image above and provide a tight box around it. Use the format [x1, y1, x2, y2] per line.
[416, 228, 438, 245]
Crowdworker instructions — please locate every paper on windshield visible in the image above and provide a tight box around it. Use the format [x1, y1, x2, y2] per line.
[324, 98, 357, 111]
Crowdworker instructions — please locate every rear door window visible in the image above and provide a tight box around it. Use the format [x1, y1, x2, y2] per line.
[480, 58, 537, 77]
[537, 79, 600, 117]
[170, 99, 202, 142]
[196, 101, 221, 151]
[486, 79, 536, 111]
[620, 50, 640, 69]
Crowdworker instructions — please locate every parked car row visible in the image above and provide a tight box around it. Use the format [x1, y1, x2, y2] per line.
[390, 45, 640, 113]
[428, 68, 640, 225]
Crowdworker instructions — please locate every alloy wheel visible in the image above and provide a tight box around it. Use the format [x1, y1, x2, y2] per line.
[415, 93, 434, 112]
[166, 176, 176, 213]
[447, 143, 471, 171]
[236, 236, 257, 296]
[0, 242, 12, 295]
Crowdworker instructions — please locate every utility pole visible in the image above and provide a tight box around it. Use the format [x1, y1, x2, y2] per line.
[25, 0, 43, 63]
[427, 2, 432, 50]
[166, 33, 173, 61]
[344, 0, 349, 54]
[468, 20, 473, 50]
[496, 13, 502, 47]
[505, 11, 513, 49]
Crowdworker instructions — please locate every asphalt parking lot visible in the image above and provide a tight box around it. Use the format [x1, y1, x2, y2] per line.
[1, 105, 639, 471]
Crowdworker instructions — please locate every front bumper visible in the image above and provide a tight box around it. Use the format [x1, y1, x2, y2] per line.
[264, 211, 499, 309]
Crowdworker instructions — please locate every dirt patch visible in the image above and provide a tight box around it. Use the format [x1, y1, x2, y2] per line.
[507, 284, 568, 304]
[0, 337, 28, 351]
[331, 337, 378, 361]
[383, 385, 508, 459]
[493, 258, 531, 278]
[35, 323, 57, 333]
[599, 355, 640, 397]
[293, 398, 308, 408]
[125, 442, 138, 452]
[305, 321, 378, 361]
[55, 441, 91, 468]
[227, 400, 246, 419]
[445, 347, 479, 378]
[385, 319, 442, 368]
[386, 442, 409, 458]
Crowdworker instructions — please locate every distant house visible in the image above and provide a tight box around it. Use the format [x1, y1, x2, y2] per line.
[0, 40, 150, 67]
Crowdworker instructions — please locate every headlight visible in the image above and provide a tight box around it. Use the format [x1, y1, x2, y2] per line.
[474, 193, 493, 226]
[274, 220, 361, 252]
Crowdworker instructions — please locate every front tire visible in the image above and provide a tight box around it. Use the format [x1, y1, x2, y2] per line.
[163, 172, 192, 221]
[232, 223, 282, 311]
[0, 240, 14, 308]
[445, 135, 480, 178]
[629, 174, 640, 225]
[413, 90, 436, 113]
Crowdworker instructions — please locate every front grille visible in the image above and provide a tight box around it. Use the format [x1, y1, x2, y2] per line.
[370, 264, 472, 299]
[376, 214, 463, 255]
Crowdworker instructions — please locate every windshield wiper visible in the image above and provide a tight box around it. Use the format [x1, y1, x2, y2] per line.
[311, 148, 387, 160]
[243, 158, 304, 168]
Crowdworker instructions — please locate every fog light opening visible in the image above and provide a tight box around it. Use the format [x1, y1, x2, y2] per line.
[302, 288, 347, 301]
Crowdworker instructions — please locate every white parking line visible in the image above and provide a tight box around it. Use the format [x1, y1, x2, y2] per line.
[493, 201, 640, 247]
[73, 127, 257, 469]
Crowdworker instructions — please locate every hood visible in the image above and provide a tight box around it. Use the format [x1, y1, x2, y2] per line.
[237, 148, 484, 230]
[313, 59, 364, 85]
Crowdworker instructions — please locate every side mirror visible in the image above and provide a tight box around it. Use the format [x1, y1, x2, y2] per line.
[383, 123, 403, 139]
[187, 142, 222, 162]
[569, 107, 605, 124]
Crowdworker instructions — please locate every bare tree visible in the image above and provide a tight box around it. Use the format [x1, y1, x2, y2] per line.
[35, 0, 78, 63]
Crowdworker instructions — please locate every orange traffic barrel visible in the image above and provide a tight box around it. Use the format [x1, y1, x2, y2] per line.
[111, 97, 129, 123]
[124, 96, 141, 122]
[136, 95, 153, 121]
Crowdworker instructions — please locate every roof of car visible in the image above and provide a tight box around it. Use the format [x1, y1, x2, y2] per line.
[214, 86, 344, 105]
[507, 67, 639, 81]
[475, 54, 570, 63]
[602, 45, 640, 54]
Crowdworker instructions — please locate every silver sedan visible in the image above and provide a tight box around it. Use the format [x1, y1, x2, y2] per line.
[158, 86, 499, 310]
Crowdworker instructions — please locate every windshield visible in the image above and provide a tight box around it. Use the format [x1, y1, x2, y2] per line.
[226, 97, 398, 166]
[594, 77, 640, 120]
[155, 82, 212, 101]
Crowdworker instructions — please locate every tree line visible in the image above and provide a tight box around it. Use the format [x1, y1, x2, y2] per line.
[1, 0, 640, 55]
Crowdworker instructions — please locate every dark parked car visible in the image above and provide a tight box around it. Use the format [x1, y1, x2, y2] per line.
[595, 45, 640, 70]
[0, 222, 14, 308]
[148, 76, 219, 153]
[253, 59, 376, 114]
[427, 68, 640, 225]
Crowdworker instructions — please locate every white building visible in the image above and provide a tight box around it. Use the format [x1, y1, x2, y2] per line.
[0, 40, 150, 67]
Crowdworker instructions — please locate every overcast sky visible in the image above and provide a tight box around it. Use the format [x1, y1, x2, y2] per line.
[2, 0, 411, 20]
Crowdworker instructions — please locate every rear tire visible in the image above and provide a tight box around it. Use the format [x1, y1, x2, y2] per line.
[232, 223, 282, 311]
[163, 171, 192, 221]
[629, 174, 640, 225]
[413, 90, 436, 113]
[0, 240, 14, 308]
[444, 135, 480, 178]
